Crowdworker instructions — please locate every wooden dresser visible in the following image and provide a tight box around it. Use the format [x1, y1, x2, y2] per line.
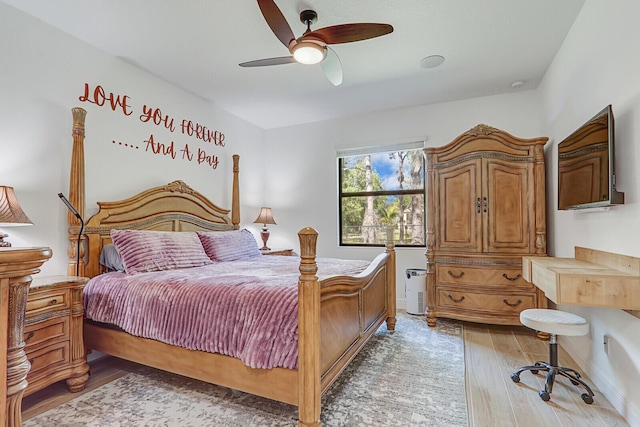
[24, 275, 90, 397]
[0, 247, 52, 426]
[425, 125, 548, 327]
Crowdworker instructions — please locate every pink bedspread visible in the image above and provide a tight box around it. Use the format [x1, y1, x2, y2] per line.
[83, 256, 370, 369]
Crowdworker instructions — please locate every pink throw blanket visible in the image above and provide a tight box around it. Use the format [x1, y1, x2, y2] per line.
[83, 256, 369, 369]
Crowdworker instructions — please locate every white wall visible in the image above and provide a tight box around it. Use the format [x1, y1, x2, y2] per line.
[539, 0, 640, 424]
[0, 3, 265, 276]
[262, 90, 543, 308]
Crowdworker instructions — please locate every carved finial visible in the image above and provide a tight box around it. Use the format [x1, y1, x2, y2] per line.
[298, 227, 318, 280]
[72, 108, 86, 136]
[466, 124, 499, 137]
[164, 180, 194, 194]
[385, 226, 394, 251]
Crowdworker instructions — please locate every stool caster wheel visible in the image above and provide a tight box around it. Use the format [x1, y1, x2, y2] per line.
[531, 369, 539, 375]
[510, 373, 520, 383]
[539, 391, 550, 401]
[581, 393, 594, 404]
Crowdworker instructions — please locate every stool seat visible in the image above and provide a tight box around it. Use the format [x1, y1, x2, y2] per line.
[520, 308, 589, 336]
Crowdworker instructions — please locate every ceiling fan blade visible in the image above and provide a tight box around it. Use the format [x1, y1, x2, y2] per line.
[257, 0, 295, 48]
[239, 56, 296, 67]
[305, 23, 393, 45]
[321, 48, 343, 86]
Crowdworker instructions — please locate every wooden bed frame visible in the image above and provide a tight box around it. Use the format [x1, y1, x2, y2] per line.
[64, 107, 397, 426]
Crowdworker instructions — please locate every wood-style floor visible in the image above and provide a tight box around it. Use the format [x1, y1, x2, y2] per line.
[464, 322, 628, 427]
[23, 322, 630, 426]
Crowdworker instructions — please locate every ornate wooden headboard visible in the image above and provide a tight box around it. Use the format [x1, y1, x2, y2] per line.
[65, 108, 240, 278]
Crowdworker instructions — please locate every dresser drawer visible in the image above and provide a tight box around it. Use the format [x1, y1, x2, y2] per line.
[24, 317, 69, 351]
[437, 288, 536, 313]
[436, 264, 531, 288]
[26, 289, 69, 316]
[27, 341, 70, 377]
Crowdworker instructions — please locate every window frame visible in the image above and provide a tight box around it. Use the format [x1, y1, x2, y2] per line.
[337, 145, 426, 248]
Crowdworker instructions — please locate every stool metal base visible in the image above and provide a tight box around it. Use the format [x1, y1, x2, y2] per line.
[510, 338, 595, 404]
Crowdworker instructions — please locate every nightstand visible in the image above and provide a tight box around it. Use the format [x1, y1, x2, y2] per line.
[24, 275, 90, 396]
[260, 248, 294, 256]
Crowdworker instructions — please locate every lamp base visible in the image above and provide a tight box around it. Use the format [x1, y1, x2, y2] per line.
[260, 227, 270, 251]
[0, 233, 10, 247]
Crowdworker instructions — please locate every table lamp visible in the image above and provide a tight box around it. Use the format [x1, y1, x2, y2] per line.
[253, 207, 277, 251]
[0, 186, 33, 247]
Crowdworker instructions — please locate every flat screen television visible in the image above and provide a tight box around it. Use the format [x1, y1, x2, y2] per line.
[557, 104, 624, 210]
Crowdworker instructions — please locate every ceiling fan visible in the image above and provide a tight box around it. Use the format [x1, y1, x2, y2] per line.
[239, 0, 394, 86]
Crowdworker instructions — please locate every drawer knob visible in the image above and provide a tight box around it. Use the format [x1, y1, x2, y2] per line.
[24, 331, 35, 343]
[48, 299, 58, 305]
[447, 270, 465, 279]
[447, 294, 465, 303]
[502, 273, 522, 281]
[503, 299, 522, 307]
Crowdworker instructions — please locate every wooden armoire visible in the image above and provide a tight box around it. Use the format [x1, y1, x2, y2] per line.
[424, 124, 547, 327]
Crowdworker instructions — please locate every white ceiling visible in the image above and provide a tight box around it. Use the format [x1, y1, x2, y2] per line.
[4, 0, 585, 130]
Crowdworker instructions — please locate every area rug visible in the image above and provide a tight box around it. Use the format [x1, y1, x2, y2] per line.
[25, 313, 467, 427]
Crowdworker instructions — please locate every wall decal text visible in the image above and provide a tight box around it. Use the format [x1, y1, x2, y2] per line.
[78, 82, 224, 170]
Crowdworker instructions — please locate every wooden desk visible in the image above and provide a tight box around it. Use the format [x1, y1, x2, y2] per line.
[522, 247, 640, 311]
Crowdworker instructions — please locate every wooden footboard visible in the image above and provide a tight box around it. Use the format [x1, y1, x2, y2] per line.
[83, 322, 299, 405]
[297, 227, 396, 426]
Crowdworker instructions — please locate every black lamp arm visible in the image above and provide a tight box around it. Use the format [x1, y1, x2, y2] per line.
[58, 193, 82, 219]
[58, 193, 84, 277]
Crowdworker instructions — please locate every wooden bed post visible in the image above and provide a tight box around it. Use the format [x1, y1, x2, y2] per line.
[231, 154, 240, 230]
[385, 226, 397, 331]
[67, 107, 87, 276]
[297, 227, 320, 427]
[424, 148, 436, 327]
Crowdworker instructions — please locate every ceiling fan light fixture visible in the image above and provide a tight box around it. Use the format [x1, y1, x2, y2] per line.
[292, 41, 326, 65]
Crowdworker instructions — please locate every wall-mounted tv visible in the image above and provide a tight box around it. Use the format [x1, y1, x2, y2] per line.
[557, 104, 624, 210]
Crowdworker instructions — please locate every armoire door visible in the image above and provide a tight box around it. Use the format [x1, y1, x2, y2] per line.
[483, 157, 532, 253]
[435, 159, 482, 252]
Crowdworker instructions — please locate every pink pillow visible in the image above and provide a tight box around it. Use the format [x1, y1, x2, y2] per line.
[111, 229, 212, 274]
[197, 229, 262, 262]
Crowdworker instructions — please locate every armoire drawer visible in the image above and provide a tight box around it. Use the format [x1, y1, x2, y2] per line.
[436, 264, 531, 289]
[437, 288, 536, 313]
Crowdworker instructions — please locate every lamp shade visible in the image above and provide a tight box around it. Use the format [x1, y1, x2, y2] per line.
[253, 207, 277, 225]
[0, 186, 33, 226]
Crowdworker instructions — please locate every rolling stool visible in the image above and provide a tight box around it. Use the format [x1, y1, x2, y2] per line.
[510, 308, 595, 404]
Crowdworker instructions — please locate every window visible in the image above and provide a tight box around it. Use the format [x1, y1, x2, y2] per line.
[338, 144, 425, 247]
